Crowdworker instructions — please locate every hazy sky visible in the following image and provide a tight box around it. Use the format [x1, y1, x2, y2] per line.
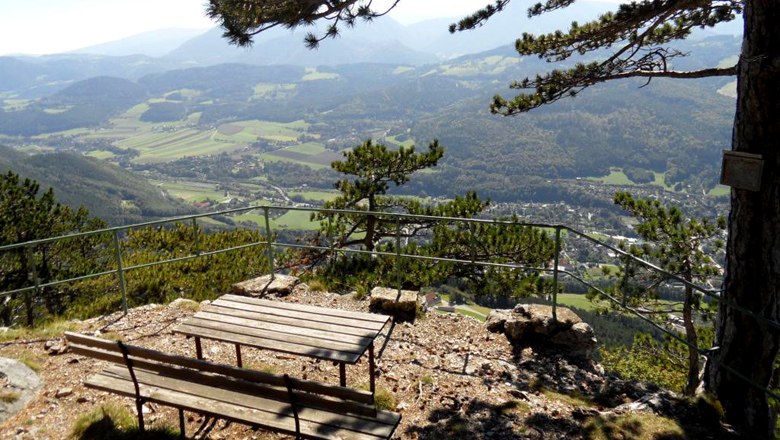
[0, 0, 615, 56]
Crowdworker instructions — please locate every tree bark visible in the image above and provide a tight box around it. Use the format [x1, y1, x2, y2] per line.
[683, 283, 700, 396]
[705, 1, 780, 437]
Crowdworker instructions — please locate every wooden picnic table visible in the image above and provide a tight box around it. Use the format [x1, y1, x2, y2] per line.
[173, 293, 390, 394]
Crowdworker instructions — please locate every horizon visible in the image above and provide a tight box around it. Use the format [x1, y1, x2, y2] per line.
[0, 0, 627, 57]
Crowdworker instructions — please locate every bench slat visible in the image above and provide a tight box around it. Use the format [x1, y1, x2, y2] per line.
[188, 312, 368, 353]
[86, 374, 395, 440]
[212, 298, 386, 332]
[66, 333, 374, 404]
[221, 294, 390, 324]
[175, 323, 361, 363]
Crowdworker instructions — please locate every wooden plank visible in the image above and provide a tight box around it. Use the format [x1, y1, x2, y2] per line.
[212, 298, 386, 332]
[222, 294, 390, 324]
[175, 324, 361, 363]
[194, 304, 378, 338]
[66, 334, 374, 404]
[87, 372, 399, 439]
[190, 311, 369, 352]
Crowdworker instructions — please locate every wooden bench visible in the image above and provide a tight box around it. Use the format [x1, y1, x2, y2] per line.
[65, 332, 401, 439]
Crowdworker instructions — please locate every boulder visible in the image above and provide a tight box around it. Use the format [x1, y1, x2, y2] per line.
[486, 303, 597, 360]
[0, 357, 42, 423]
[232, 274, 299, 297]
[369, 287, 421, 321]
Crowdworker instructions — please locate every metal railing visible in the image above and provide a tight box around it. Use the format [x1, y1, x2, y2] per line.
[0, 203, 777, 399]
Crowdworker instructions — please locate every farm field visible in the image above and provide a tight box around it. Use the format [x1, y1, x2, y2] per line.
[150, 180, 224, 203]
[215, 119, 309, 143]
[586, 168, 675, 191]
[234, 209, 319, 231]
[261, 142, 342, 170]
[288, 191, 338, 202]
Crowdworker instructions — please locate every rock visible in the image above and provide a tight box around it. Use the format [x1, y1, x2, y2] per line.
[232, 274, 299, 297]
[369, 287, 422, 321]
[0, 357, 42, 424]
[486, 304, 597, 360]
[55, 388, 73, 399]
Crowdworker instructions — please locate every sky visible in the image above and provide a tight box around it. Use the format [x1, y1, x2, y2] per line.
[0, 0, 620, 56]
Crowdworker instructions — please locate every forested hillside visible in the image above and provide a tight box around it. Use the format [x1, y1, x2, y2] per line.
[0, 35, 737, 221]
[0, 146, 192, 224]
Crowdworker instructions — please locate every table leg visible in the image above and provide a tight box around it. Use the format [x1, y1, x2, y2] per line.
[339, 363, 346, 387]
[235, 344, 243, 367]
[369, 342, 376, 395]
[195, 337, 202, 360]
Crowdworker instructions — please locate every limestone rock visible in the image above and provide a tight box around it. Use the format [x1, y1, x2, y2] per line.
[369, 287, 422, 321]
[232, 274, 299, 297]
[0, 357, 42, 423]
[486, 303, 597, 360]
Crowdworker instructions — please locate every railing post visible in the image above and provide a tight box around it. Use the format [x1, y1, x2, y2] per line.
[191, 218, 200, 256]
[263, 207, 275, 279]
[395, 217, 402, 301]
[112, 230, 129, 315]
[24, 245, 39, 326]
[552, 226, 562, 322]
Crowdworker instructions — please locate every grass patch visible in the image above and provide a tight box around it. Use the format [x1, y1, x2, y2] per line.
[456, 308, 486, 322]
[0, 319, 80, 343]
[542, 388, 593, 408]
[15, 353, 44, 373]
[556, 293, 602, 312]
[245, 362, 278, 374]
[307, 279, 327, 292]
[0, 390, 21, 403]
[374, 388, 397, 411]
[584, 412, 684, 440]
[70, 403, 180, 440]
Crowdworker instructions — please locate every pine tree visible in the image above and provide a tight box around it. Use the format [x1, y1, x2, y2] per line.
[613, 191, 725, 396]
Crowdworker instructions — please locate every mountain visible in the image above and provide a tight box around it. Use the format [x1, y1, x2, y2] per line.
[0, 76, 149, 136]
[166, 23, 435, 66]
[0, 146, 192, 225]
[0, 54, 184, 98]
[72, 28, 209, 57]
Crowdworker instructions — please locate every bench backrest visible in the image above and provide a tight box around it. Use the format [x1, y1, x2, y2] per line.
[65, 332, 377, 417]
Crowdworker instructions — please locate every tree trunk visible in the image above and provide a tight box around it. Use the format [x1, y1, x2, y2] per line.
[705, 1, 780, 437]
[682, 283, 699, 396]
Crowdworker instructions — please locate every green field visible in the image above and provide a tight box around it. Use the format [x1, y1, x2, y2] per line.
[288, 191, 339, 202]
[556, 293, 602, 311]
[151, 180, 224, 203]
[708, 185, 730, 196]
[215, 119, 309, 143]
[285, 142, 326, 155]
[234, 209, 318, 231]
[586, 168, 675, 191]
[302, 69, 340, 81]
